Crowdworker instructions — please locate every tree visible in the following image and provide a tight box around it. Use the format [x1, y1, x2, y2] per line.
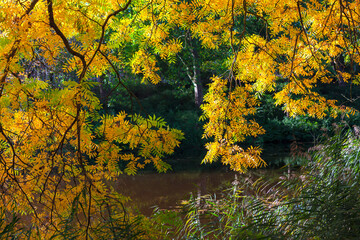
[0, 0, 183, 238]
[112, 0, 359, 172]
[197, 0, 359, 172]
[0, 0, 359, 237]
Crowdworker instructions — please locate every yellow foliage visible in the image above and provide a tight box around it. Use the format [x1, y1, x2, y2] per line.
[0, 0, 185, 237]
[0, 0, 359, 237]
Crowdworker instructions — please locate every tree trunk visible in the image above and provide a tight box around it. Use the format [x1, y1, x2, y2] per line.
[178, 32, 204, 107]
[188, 33, 203, 107]
[193, 78, 203, 107]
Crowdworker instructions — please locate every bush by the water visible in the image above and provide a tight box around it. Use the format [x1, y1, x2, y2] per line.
[163, 126, 360, 239]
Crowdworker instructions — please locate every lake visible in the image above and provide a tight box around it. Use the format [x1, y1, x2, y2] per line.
[112, 168, 286, 216]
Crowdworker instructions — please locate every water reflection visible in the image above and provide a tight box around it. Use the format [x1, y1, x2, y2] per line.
[112, 169, 282, 216]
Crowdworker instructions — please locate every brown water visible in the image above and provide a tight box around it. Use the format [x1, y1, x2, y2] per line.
[112, 169, 284, 216]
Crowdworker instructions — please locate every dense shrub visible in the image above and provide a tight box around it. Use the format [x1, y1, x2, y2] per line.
[170, 126, 360, 239]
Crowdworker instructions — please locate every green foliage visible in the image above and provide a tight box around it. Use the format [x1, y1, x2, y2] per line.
[150, 207, 183, 239]
[169, 127, 360, 239]
[107, 80, 206, 163]
[256, 91, 360, 144]
[0, 210, 21, 239]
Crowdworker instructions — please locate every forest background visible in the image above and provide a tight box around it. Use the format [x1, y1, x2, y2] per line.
[1, 0, 360, 238]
